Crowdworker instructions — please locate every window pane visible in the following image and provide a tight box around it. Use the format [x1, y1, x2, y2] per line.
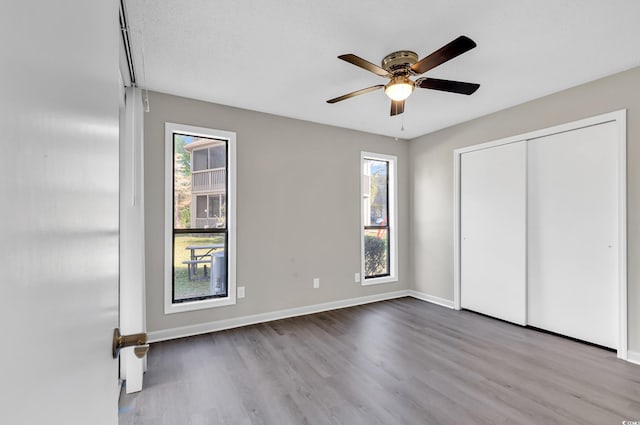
[218, 194, 226, 227]
[207, 195, 227, 228]
[174, 134, 227, 229]
[208, 196, 218, 218]
[193, 149, 208, 171]
[364, 159, 388, 226]
[208, 144, 226, 169]
[173, 233, 227, 302]
[364, 228, 389, 278]
[196, 196, 207, 218]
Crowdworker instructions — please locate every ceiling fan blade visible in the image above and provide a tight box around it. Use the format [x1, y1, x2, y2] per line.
[411, 35, 477, 75]
[417, 77, 480, 95]
[390, 99, 405, 116]
[338, 54, 390, 77]
[326, 85, 384, 103]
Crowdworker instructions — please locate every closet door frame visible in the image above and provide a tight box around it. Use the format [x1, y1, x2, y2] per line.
[452, 109, 627, 360]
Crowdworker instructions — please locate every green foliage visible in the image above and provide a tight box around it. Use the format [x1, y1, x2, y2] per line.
[364, 234, 387, 276]
[174, 135, 191, 176]
[173, 135, 193, 228]
[179, 204, 191, 228]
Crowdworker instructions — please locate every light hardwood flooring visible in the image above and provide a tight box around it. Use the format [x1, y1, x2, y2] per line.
[119, 297, 640, 424]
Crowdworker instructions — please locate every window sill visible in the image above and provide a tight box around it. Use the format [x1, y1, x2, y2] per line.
[164, 295, 236, 314]
[361, 276, 398, 286]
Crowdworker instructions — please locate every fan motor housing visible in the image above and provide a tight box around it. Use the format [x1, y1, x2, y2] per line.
[382, 51, 419, 73]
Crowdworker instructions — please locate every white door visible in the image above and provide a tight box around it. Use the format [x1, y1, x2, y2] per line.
[527, 122, 619, 348]
[460, 142, 527, 325]
[0, 1, 121, 424]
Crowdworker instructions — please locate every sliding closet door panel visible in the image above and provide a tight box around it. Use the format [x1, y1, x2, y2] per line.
[527, 122, 618, 348]
[460, 141, 527, 325]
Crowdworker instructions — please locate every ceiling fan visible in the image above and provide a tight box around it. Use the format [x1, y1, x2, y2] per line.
[327, 35, 480, 116]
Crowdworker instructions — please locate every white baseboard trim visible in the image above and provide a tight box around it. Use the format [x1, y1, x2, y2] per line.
[149, 289, 462, 343]
[148, 290, 410, 343]
[627, 350, 640, 365]
[407, 290, 455, 309]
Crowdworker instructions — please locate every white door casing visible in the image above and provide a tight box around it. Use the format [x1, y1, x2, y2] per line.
[0, 1, 121, 424]
[460, 141, 527, 325]
[119, 87, 147, 393]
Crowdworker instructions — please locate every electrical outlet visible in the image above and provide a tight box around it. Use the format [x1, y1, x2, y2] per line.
[313, 278, 320, 289]
[237, 286, 245, 298]
[354, 273, 360, 283]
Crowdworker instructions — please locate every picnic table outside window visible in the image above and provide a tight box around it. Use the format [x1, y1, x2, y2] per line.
[183, 243, 224, 280]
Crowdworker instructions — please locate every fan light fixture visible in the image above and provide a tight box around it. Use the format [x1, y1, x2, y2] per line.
[385, 77, 414, 101]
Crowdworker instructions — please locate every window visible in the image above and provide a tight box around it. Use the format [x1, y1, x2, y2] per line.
[192, 145, 225, 172]
[195, 194, 225, 222]
[361, 152, 397, 284]
[165, 123, 236, 313]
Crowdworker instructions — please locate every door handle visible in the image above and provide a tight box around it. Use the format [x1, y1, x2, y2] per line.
[112, 328, 149, 359]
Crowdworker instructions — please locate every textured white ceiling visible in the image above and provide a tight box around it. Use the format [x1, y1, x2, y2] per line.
[126, 0, 640, 139]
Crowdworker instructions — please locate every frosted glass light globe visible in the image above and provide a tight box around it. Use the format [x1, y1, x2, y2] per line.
[385, 79, 414, 101]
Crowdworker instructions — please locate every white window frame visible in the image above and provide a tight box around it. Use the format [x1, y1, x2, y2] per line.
[164, 122, 237, 314]
[360, 151, 398, 285]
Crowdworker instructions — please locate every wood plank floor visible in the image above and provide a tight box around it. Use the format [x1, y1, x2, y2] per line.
[119, 297, 640, 425]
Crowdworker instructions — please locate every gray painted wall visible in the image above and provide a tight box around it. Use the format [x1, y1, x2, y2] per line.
[145, 91, 410, 333]
[409, 66, 640, 351]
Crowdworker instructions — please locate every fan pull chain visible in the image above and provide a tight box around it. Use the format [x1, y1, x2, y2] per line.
[401, 116, 405, 132]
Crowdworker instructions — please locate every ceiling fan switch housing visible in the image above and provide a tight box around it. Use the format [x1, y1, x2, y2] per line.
[382, 51, 419, 72]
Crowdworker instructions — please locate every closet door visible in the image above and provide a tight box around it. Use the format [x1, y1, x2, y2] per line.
[527, 122, 618, 348]
[460, 141, 527, 325]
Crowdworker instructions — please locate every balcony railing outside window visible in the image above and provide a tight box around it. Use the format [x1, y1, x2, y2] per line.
[192, 168, 226, 193]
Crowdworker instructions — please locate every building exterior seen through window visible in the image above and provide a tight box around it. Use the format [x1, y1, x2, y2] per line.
[172, 133, 228, 303]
